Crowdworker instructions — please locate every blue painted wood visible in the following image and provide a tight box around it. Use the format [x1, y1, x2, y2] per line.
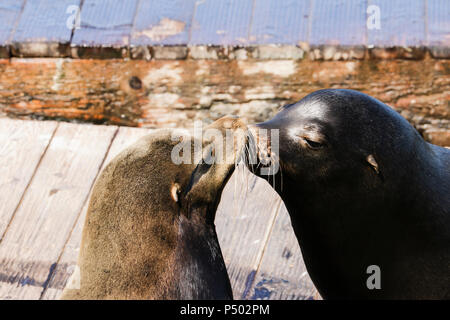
[2, 0, 447, 54]
[367, 0, 425, 47]
[190, 0, 254, 45]
[0, 0, 24, 45]
[72, 0, 139, 47]
[427, 0, 450, 46]
[310, 0, 366, 46]
[131, 0, 196, 46]
[13, 0, 80, 44]
[249, 0, 311, 44]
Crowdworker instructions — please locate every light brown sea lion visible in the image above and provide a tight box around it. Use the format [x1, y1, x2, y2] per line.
[61, 116, 248, 299]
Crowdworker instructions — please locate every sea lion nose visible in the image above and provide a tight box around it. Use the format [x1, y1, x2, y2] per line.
[222, 119, 234, 129]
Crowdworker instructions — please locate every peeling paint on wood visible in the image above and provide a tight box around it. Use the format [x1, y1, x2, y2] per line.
[131, 0, 196, 46]
[0, 0, 448, 59]
[134, 18, 186, 42]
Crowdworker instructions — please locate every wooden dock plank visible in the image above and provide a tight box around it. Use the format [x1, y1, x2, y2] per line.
[249, 0, 311, 44]
[427, 0, 450, 58]
[0, 0, 24, 58]
[247, 204, 319, 300]
[190, 0, 254, 45]
[72, 0, 139, 48]
[216, 171, 282, 299]
[11, 0, 81, 57]
[310, 0, 366, 46]
[131, 0, 196, 46]
[41, 126, 153, 299]
[367, 0, 426, 47]
[0, 119, 57, 241]
[0, 122, 117, 299]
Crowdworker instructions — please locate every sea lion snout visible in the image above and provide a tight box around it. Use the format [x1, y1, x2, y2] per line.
[212, 115, 247, 130]
[246, 124, 279, 173]
[203, 116, 249, 164]
[62, 127, 235, 300]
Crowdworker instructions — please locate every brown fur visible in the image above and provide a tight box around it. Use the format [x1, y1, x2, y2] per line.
[61, 117, 247, 299]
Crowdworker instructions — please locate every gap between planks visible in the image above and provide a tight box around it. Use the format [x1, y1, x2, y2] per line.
[242, 196, 282, 299]
[38, 125, 120, 299]
[0, 121, 59, 244]
[0, 120, 118, 299]
[40, 126, 154, 299]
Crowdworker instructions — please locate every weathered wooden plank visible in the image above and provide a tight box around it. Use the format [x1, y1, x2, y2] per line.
[1, 59, 448, 146]
[131, 0, 196, 46]
[190, 0, 254, 45]
[0, 58, 146, 126]
[248, 204, 319, 300]
[0, 0, 24, 58]
[427, 0, 450, 58]
[0, 122, 117, 299]
[249, 0, 311, 45]
[216, 170, 282, 299]
[41, 126, 152, 299]
[0, 119, 57, 240]
[310, 0, 366, 46]
[71, 0, 139, 58]
[367, 0, 425, 47]
[11, 0, 81, 57]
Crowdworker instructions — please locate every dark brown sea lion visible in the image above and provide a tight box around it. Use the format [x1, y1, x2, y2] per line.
[247, 89, 449, 299]
[61, 116, 248, 299]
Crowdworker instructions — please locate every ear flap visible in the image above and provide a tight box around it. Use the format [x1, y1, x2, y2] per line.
[366, 154, 380, 175]
[171, 183, 180, 202]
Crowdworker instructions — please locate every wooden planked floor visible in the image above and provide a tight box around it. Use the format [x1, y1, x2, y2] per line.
[0, 118, 318, 300]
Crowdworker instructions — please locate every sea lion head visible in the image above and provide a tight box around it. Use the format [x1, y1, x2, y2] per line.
[247, 89, 422, 201]
[172, 116, 249, 224]
[63, 116, 247, 300]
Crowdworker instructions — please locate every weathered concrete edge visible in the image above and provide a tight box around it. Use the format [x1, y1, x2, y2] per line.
[3, 43, 449, 60]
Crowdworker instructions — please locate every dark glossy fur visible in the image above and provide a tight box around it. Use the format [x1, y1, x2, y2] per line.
[250, 89, 449, 299]
[62, 117, 247, 299]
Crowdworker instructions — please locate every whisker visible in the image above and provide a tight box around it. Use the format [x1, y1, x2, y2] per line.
[280, 161, 283, 192]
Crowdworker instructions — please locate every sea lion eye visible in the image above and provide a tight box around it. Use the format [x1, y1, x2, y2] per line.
[303, 138, 324, 149]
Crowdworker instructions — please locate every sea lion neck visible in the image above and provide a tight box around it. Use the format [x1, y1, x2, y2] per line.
[173, 214, 232, 299]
